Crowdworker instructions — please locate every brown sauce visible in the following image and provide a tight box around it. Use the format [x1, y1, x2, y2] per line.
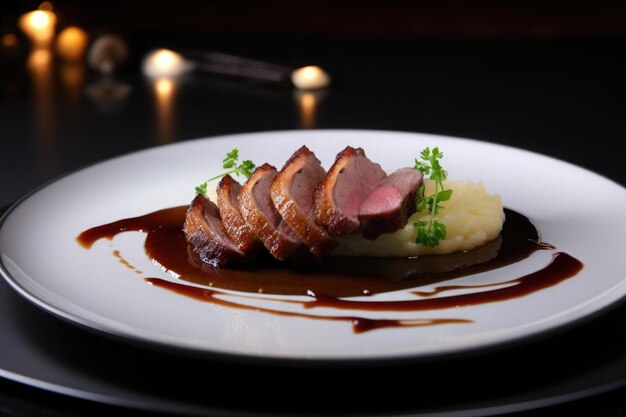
[77, 207, 584, 333]
[304, 252, 582, 311]
[144, 278, 471, 333]
[112, 249, 142, 275]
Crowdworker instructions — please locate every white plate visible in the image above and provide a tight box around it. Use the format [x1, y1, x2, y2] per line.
[1, 130, 626, 361]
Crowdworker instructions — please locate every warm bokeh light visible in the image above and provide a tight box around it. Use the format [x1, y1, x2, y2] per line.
[155, 50, 176, 69]
[299, 93, 316, 128]
[56, 26, 89, 61]
[142, 49, 191, 78]
[27, 48, 52, 68]
[39, 1, 54, 11]
[18, 9, 57, 48]
[1, 33, 18, 49]
[30, 11, 51, 29]
[295, 91, 325, 129]
[156, 78, 174, 96]
[291, 66, 331, 90]
[301, 67, 319, 79]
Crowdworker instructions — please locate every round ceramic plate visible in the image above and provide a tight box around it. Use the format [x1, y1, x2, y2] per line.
[1, 130, 626, 361]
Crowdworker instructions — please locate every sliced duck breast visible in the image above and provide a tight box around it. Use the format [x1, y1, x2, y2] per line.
[216, 175, 262, 253]
[183, 194, 247, 268]
[238, 163, 303, 261]
[313, 146, 386, 237]
[271, 146, 337, 258]
[359, 167, 423, 240]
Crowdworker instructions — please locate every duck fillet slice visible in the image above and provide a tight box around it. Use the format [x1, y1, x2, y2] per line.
[271, 146, 337, 258]
[359, 167, 423, 240]
[239, 163, 303, 261]
[313, 146, 386, 237]
[184, 194, 247, 268]
[216, 175, 262, 253]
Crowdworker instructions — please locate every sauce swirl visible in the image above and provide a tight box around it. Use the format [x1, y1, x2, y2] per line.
[77, 207, 583, 333]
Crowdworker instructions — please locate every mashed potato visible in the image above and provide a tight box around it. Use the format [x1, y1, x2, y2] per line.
[332, 180, 505, 257]
[205, 185, 218, 204]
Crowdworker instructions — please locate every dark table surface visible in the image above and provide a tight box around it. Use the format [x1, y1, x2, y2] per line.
[1, 34, 626, 417]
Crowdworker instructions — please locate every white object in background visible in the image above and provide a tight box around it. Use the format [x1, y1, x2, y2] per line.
[87, 35, 129, 75]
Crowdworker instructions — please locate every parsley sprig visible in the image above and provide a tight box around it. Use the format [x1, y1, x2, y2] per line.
[413, 147, 453, 247]
[195, 148, 256, 196]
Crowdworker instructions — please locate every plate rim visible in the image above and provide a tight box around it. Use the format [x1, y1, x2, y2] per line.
[2, 128, 626, 363]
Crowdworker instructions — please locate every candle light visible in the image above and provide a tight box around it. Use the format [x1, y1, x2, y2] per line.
[142, 49, 192, 78]
[291, 66, 331, 90]
[56, 26, 89, 61]
[18, 8, 57, 48]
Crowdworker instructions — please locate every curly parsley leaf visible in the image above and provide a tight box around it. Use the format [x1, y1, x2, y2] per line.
[414, 219, 447, 248]
[195, 183, 208, 196]
[413, 147, 453, 248]
[195, 148, 256, 196]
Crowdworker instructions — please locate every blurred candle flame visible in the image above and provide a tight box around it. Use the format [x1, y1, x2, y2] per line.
[19, 8, 57, 48]
[56, 26, 89, 61]
[143, 49, 191, 78]
[155, 50, 176, 69]
[291, 66, 331, 90]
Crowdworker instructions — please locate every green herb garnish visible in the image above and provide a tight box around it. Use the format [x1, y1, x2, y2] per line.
[413, 147, 453, 247]
[195, 148, 256, 196]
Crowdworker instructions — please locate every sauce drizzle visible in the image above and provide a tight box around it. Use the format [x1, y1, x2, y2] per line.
[77, 207, 584, 333]
[113, 249, 142, 275]
[145, 278, 471, 333]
